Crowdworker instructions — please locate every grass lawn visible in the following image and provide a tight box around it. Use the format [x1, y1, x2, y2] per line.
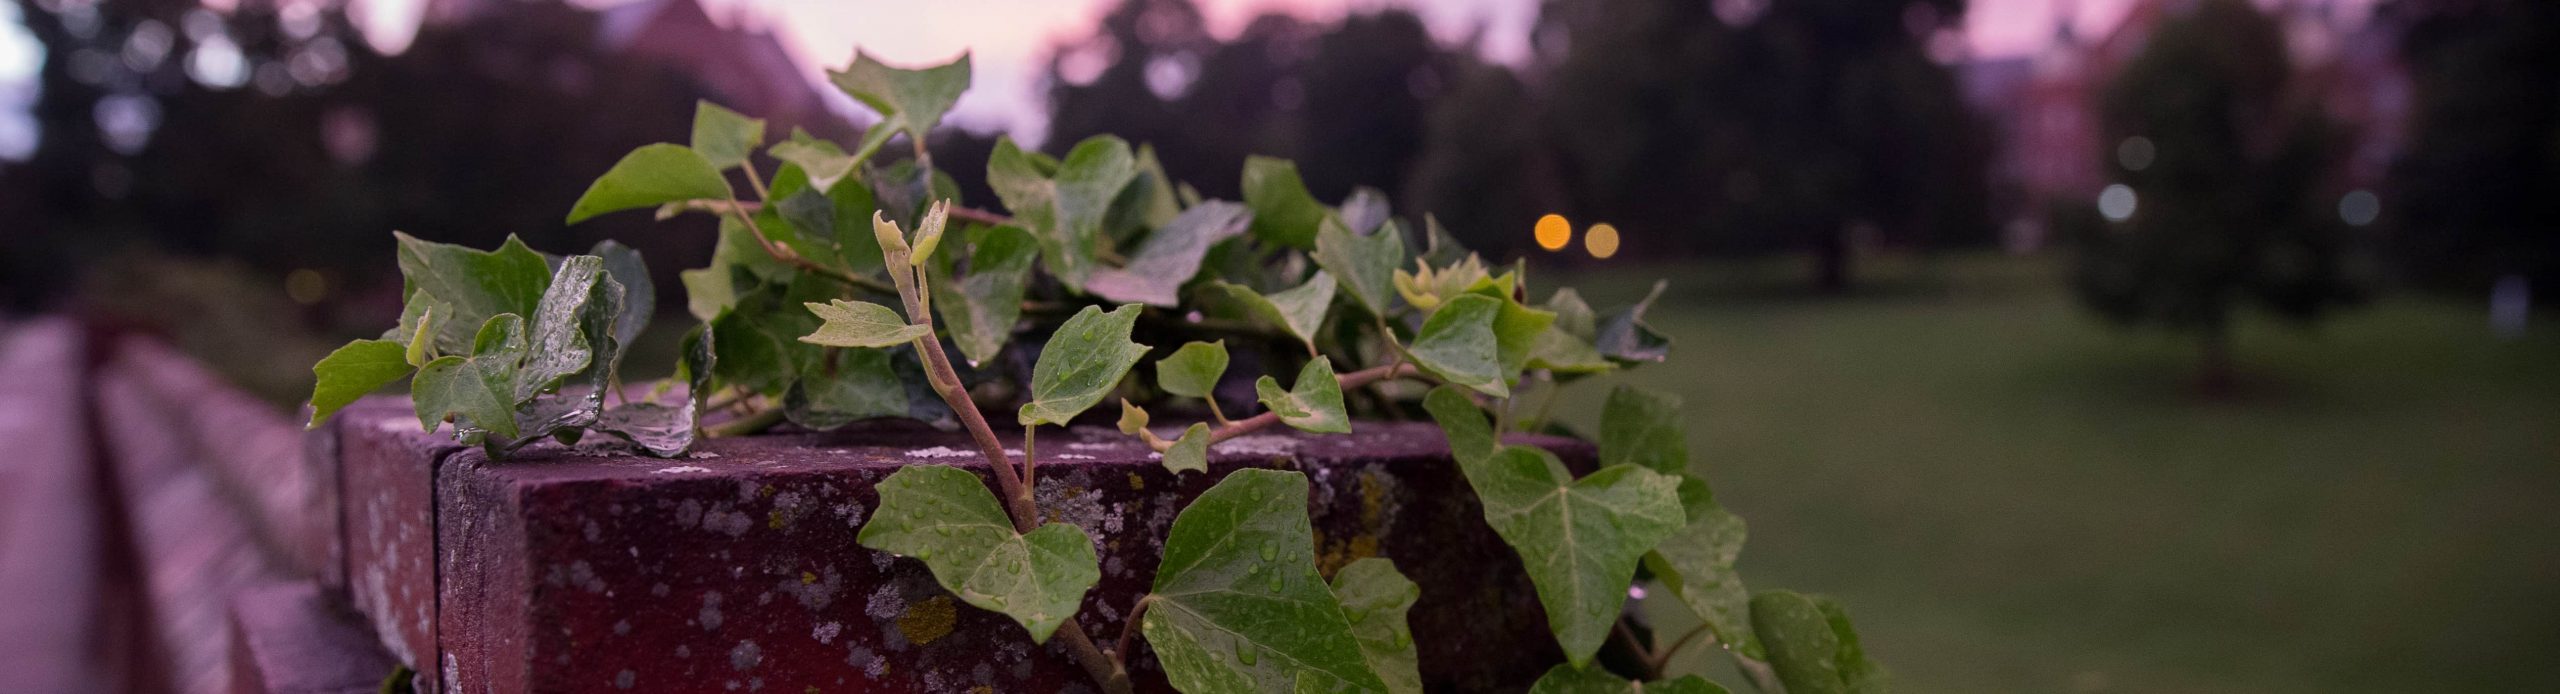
[1546, 253, 2560, 693]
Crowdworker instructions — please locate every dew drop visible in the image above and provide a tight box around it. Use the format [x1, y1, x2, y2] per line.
[1235, 644, 1259, 666]
[1258, 542, 1277, 561]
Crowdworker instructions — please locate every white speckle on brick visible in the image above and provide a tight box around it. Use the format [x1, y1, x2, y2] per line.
[652, 465, 712, 474]
[1216, 434, 1298, 456]
[907, 446, 974, 458]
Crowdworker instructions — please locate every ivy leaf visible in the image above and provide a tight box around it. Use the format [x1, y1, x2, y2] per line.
[828, 51, 971, 165]
[1118, 398, 1152, 435]
[1489, 297, 1560, 376]
[1438, 424, 1685, 666]
[1087, 201, 1253, 306]
[1142, 469, 1388, 693]
[1330, 558, 1422, 694]
[710, 277, 829, 396]
[394, 232, 550, 354]
[1644, 477, 1759, 660]
[1155, 340, 1230, 400]
[590, 240, 655, 353]
[1407, 294, 1507, 397]
[402, 304, 439, 367]
[785, 347, 907, 430]
[988, 135, 1137, 292]
[1240, 155, 1327, 249]
[857, 465, 1100, 643]
[1420, 386, 1496, 469]
[1314, 216, 1406, 318]
[413, 314, 527, 441]
[1162, 422, 1211, 474]
[1204, 271, 1335, 353]
[1018, 304, 1148, 427]
[1596, 281, 1672, 365]
[928, 224, 1040, 367]
[1751, 591, 1885, 694]
[565, 143, 732, 224]
[689, 100, 764, 170]
[1526, 666, 1731, 694]
[1253, 356, 1349, 434]
[1599, 386, 1687, 476]
[308, 339, 413, 428]
[801, 299, 931, 349]
[516, 256, 617, 401]
[768, 133, 857, 193]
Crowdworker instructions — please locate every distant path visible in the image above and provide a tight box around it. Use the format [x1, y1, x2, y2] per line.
[0, 318, 113, 692]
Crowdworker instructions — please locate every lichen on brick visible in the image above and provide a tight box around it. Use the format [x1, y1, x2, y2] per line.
[895, 595, 956, 646]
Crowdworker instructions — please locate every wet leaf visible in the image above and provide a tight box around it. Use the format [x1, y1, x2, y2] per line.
[1142, 469, 1388, 693]
[857, 465, 1100, 643]
[768, 135, 856, 192]
[1751, 591, 1884, 694]
[1406, 294, 1507, 397]
[593, 402, 695, 457]
[1644, 477, 1758, 660]
[1018, 304, 1148, 427]
[1156, 340, 1230, 400]
[1205, 271, 1334, 353]
[784, 347, 907, 430]
[928, 225, 1039, 366]
[394, 232, 550, 354]
[1525, 666, 1731, 694]
[1330, 558, 1421, 694]
[590, 240, 655, 354]
[801, 299, 931, 349]
[413, 314, 526, 441]
[1253, 356, 1348, 434]
[1599, 386, 1687, 476]
[1162, 422, 1211, 474]
[988, 135, 1136, 292]
[1596, 281, 1672, 365]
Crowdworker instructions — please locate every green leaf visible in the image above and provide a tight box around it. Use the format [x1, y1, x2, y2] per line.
[1407, 294, 1507, 397]
[1162, 422, 1211, 474]
[402, 304, 439, 367]
[1596, 281, 1672, 365]
[785, 347, 906, 430]
[928, 224, 1040, 367]
[1313, 216, 1406, 318]
[308, 339, 413, 428]
[800, 299, 931, 349]
[1420, 386, 1496, 469]
[1599, 386, 1687, 476]
[394, 233, 551, 354]
[1330, 558, 1422, 694]
[413, 314, 526, 441]
[1465, 447, 1685, 666]
[827, 51, 971, 165]
[1118, 398, 1151, 435]
[1645, 477, 1758, 660]
[1253, 356, 1349, 434]
[1156, 341, 1230, 400]
[1087, 200, 1253, 306]
[987, 135, 1137, 292]
[565, 143, 732, 224]
[689, 100, 765, 170]
[1526, 666, 1731, 694]
[768, 135, 857, 193]
[857, 465, 1100, 643]
[590, 240, 655, 353]
[1142, 469, 1388, 693]
[1018, 304, 1148, 427]
[710, 276, 829, 396]
[1750, 591, 1885, 694]
[515, 256, 618, 402]
[1419, 214, 1470, 267]
[1489, 296, 1560, 376]
[1205, 271, 1335, 353]
[1240, 155, 1327, 249]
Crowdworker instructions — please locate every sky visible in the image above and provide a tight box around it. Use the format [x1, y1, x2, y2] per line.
[0, 0, 2376, 158]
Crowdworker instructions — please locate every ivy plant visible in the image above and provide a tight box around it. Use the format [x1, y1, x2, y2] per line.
[305, 49, 1884, 694]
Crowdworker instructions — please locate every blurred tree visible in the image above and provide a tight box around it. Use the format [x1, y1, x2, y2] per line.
[2388, 0, 2560, 300]
[2068, 0, 2368, 391]
[1404, 58, 1563, 260]
[1531, 0, 1992, 288]
[1043, 0, 1212, 175]
[1291, 10, 1448, 202]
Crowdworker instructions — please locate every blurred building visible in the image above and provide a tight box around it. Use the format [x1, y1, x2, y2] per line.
[1965, 0, 2408, 251]
[426, 0, 838, 133]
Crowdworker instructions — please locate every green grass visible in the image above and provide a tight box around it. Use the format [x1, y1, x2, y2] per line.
[1545, 253, 2560, 693]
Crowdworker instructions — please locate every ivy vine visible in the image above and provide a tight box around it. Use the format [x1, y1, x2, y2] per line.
[305, 50, 1883, 694]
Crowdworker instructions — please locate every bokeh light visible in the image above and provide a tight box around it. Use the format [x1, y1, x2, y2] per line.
[2099, 184, 2139, 222]
[1534, 213, 1571, 251]
[1585, 223, 1620, 259]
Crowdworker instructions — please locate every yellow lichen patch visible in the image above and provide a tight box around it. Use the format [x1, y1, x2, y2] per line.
[1128, 472, 1145, 490]
[1356, 470, 1391, 527]
[971, 687, 996, 694]
[1313, 529, 1381, 579]
[801, 571, 818, 585]
[897, 595, 957, 645]
[768, 509, 788, 530]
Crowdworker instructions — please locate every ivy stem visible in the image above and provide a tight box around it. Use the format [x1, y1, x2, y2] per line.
[1645, 623, 1713, 678]
[1204, 363, 1418, 445]
[881, 221, 1131, 694]
[949, 204, 1016, 228]
[741, 162, 771, 201]
[1613, 619, 1662, 680]
[723, 194, 899, 295]
[703, 405, 784, 438]
[1114, 595, 1156, 668]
